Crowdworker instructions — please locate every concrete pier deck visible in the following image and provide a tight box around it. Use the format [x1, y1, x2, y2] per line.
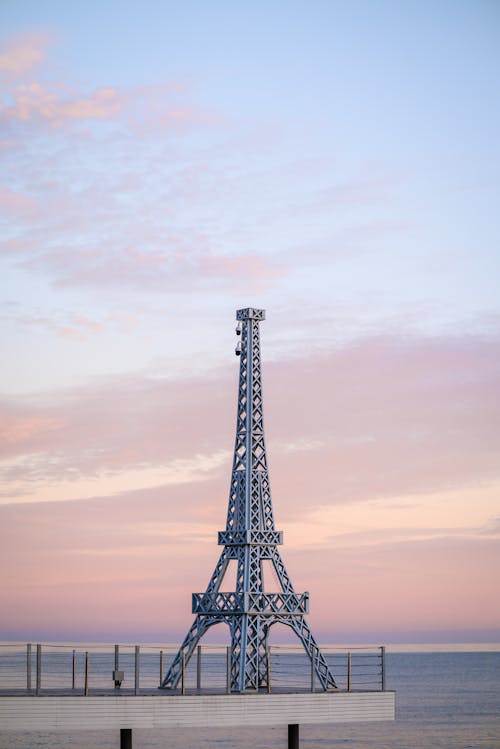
[0, 690, 395, 730]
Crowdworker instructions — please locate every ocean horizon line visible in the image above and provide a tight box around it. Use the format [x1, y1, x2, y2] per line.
[1, 640, 499, 653]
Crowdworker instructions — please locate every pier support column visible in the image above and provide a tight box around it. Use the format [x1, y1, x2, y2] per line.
[120, 728, 132, 749]
[288, 724, 299, 749]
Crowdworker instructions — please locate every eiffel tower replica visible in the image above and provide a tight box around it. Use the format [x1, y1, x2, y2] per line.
[161, 308, 337, 692]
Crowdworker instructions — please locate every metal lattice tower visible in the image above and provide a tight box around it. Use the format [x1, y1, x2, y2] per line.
[161, 308, 336, 692]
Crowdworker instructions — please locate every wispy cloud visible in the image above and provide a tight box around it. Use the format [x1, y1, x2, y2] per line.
[0, 32, 216, 132]
[1, 83, 124, 126]
[12, 242, 284, 292]
[0, 187, 38, 219]
[0, 31, 51, 77]
[0, 449, 230, 505]
[288, 535, 500, 639]
[1, 331, 499, 507]
[0, 31, 283, 297]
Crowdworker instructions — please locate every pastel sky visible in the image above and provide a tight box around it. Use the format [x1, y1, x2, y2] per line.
[1, 1, 499, 644]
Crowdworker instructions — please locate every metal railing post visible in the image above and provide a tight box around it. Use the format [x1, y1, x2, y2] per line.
[84, 652, 89, 696]
[196, 646, 201, 690]
[181, 652, 186, 695]
[26, 644, 32, 691]
[159, 650, 163, 686]
[380, 646, 386, 691]
[226, 646, 231, 694]
[72, 649, 76, 689]
[266, 647, 271, 694]
[114, 644, 120, 689]
[347, 651, 352, 692]
[310, 648, 315, 693]
[36, 644, 41, 695]
[135, 646, 140, 695]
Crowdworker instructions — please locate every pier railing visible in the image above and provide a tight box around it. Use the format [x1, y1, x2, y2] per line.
[0, 643, 386, 695]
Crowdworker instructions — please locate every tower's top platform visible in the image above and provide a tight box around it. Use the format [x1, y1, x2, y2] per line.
[236, 308, 266, 321]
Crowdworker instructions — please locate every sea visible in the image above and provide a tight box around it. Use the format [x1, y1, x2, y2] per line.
[0, 644, 499, 749]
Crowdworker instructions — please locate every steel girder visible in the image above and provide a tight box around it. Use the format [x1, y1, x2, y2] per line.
[160, 308, 337, 692]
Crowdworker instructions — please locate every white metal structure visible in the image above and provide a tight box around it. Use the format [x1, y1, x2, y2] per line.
[161, 308, 336, 692]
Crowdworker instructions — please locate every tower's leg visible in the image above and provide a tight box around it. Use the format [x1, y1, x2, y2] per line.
[247, 616, 269, 690]
[229, 617, 246, 691]
[269, 548, 337, 690]
[244, 616, 260, 691]
[257, 620, 270, 688]
[229, 615, 269, 691]
[288, 617, 337, 690]
[160, 616, 216, 689]
[162, 548, 230, 690]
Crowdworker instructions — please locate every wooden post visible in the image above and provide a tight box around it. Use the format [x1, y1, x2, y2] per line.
[72, 649, 76, 689]
[26, 644, 32, 691]
[159, 650, 163, 686]
[120, 728, 132, 749]
[347, 651, 352, 692]
[84, 652, 89, 696]
[226, 646, 231, 694]
[380, 646, 386, 691]
[288, 724, 299, 749]
[36, 644, 41, 695]
[134, 646, 140, 696]
[196, 645, 201, 690]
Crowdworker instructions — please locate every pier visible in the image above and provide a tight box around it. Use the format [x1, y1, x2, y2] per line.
[0, 642, 395, 747]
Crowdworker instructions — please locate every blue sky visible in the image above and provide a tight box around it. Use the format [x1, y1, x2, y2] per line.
[2, 1, 499, 394]
[1, 1, 499, 641]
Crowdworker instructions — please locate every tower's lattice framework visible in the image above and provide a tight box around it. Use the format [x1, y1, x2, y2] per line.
[161, 308, 336, 692]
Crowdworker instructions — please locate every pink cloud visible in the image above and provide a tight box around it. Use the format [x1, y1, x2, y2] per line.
[0, 78, 213, 130]
[59, 315, 104, 338]
[0, 33, 217, 132]
[0, 481, 222, 638]
[1, 305, 106, 340]
[1, 82, 124, 125]
[200, 253, 284, 281]
[16, 243, 284, 291]
[0, 34, 193, 130]
[1, 332, 499, 503]
[288, 536, 500, 638]
[0, 187, 38, 218]
[0, 31, 51, 77]
[161, 108, 206, 128]
[125, 81, 224, 134]
[1, 489, 498, 640]
[0, 412, 63, 446]
[0, 238, 36, 253]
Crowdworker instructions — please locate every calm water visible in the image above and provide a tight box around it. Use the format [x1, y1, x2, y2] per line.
[1, 650, 499, 748]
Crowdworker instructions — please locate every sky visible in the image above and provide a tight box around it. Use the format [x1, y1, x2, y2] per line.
[1, 0, 499, 644]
